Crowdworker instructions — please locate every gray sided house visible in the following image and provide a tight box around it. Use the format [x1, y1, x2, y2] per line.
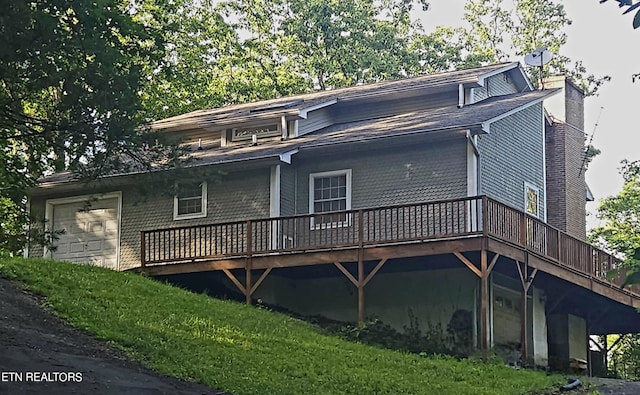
[28, 62, 640, 371]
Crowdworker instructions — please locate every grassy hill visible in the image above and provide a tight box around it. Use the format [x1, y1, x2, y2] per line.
[0, 256, 562, 394]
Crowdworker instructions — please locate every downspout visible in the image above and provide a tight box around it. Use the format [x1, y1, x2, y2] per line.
[458, 83, 465, 109]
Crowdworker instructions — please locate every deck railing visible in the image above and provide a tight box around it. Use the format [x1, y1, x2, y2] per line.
[141, 196, 635, 294]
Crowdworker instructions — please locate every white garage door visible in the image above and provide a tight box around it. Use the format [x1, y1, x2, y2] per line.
[493, 288, 522, 346]
[49, 196, 119, 270]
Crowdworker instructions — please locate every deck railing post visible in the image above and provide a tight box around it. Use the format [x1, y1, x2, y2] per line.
[481, 196, 488, 237]
[520, 212, 527, 247]
[245, 220, 253, 305]
[357, 209, 365, 325]
[140, 231, 146, 267]
[358, 209, 364, 247]
[556, 229, 561, 262]
[246, 220, 253, 256]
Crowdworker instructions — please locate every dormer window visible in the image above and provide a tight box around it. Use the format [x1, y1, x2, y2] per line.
[232, 124, 280, 141]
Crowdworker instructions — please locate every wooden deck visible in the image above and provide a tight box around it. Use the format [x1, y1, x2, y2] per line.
[137, 195, 640, 356]
[140, 196, 634, 294]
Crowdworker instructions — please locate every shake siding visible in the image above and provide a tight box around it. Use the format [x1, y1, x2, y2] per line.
[473, 74, 519, 102]
[118, 168, 271, 270]
[280, 165, 296, 216]
[477, 103, 546, 218]
[294, 138, 468, 213]
[27, 196, 47, 258]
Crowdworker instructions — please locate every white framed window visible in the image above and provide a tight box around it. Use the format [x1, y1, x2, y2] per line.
[232, 124, 280, 141]
[309, 169, 352, 229]
[524, 182, 540, 218]
[174, 182, 207, 220]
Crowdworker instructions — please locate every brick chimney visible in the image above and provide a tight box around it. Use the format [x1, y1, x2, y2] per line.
[543, 76, 587, 240]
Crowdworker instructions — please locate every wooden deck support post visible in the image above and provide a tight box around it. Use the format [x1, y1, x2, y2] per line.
[480, 249, 489, 359]
[222, 267, 272, 305]
[334, 257, 389, 327]
[516, 258, 537, 364]
[245, 260, 252, 305]
[453, 250, 498, 360]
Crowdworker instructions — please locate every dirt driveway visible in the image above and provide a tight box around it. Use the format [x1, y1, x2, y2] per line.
[0, 278, 226, 395]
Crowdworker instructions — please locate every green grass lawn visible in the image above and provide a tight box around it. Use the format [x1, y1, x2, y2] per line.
[0, 257, 563, 395]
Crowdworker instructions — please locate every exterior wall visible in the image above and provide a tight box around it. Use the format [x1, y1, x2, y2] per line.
[477, 103, 546, 219]
[26, 196, 48, 258]
[548, 313, 587, 371]
[545, 123, 587, 239]
[491, 273, 547, 367]
[334, 91, 458, 124]
[544, 76, 587, 240]
[118, 168, 271, 270]
[254, 267, 478, 339]
[532, 287, 548, 367]
[297, 107, 336, 136]
[543, 76, 585, 130]
[294, 137, 468, 214]
[473, 74, 519, 102]
[280, 164, 296, 216]
[568, 314, 587, 362]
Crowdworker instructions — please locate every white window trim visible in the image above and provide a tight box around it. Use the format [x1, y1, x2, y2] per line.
[524, 182, 540, 218]
[232, 123, 281, 141]
[174, 182, 207, 221]
[309, 169, 352, 230]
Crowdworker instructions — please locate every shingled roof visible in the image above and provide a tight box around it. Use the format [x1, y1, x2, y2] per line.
[36, 62, 551, 189]
[151, 62, 527, 133]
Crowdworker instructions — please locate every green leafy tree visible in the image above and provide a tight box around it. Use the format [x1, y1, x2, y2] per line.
[590, 160, 640, 273]
[0, 0, 184, 253]
[463, 0, 512, 64]
[463, 0, 610, 95]
[219, 0, 435, 91]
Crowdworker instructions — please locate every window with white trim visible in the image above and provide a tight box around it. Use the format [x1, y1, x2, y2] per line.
[174, 182, 207, 220]
[232, 124, 280, 141]
[524, 182, 540, 218]
[309, 170, 351, 228]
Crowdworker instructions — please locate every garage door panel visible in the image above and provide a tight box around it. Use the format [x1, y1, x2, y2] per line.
[51, 197, 119, 270]
[86, 240, 103, 252]
[69, 242, 85, 253]
[88, 221, 104, 234]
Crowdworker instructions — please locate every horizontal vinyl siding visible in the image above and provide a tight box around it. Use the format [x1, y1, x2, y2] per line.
[477, 103, 545, 218]
[295, 137, 468, 213]
[297, 107, 335, 136]
[119, 168, 271, 270]
[473, 74, 519, 102]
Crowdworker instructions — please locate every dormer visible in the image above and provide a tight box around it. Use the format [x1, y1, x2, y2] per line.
[220, 118, 287, 147]
[462, 63, 533, 107]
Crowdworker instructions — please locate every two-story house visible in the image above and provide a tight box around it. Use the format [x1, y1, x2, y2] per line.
[27, 62, 640, 370]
